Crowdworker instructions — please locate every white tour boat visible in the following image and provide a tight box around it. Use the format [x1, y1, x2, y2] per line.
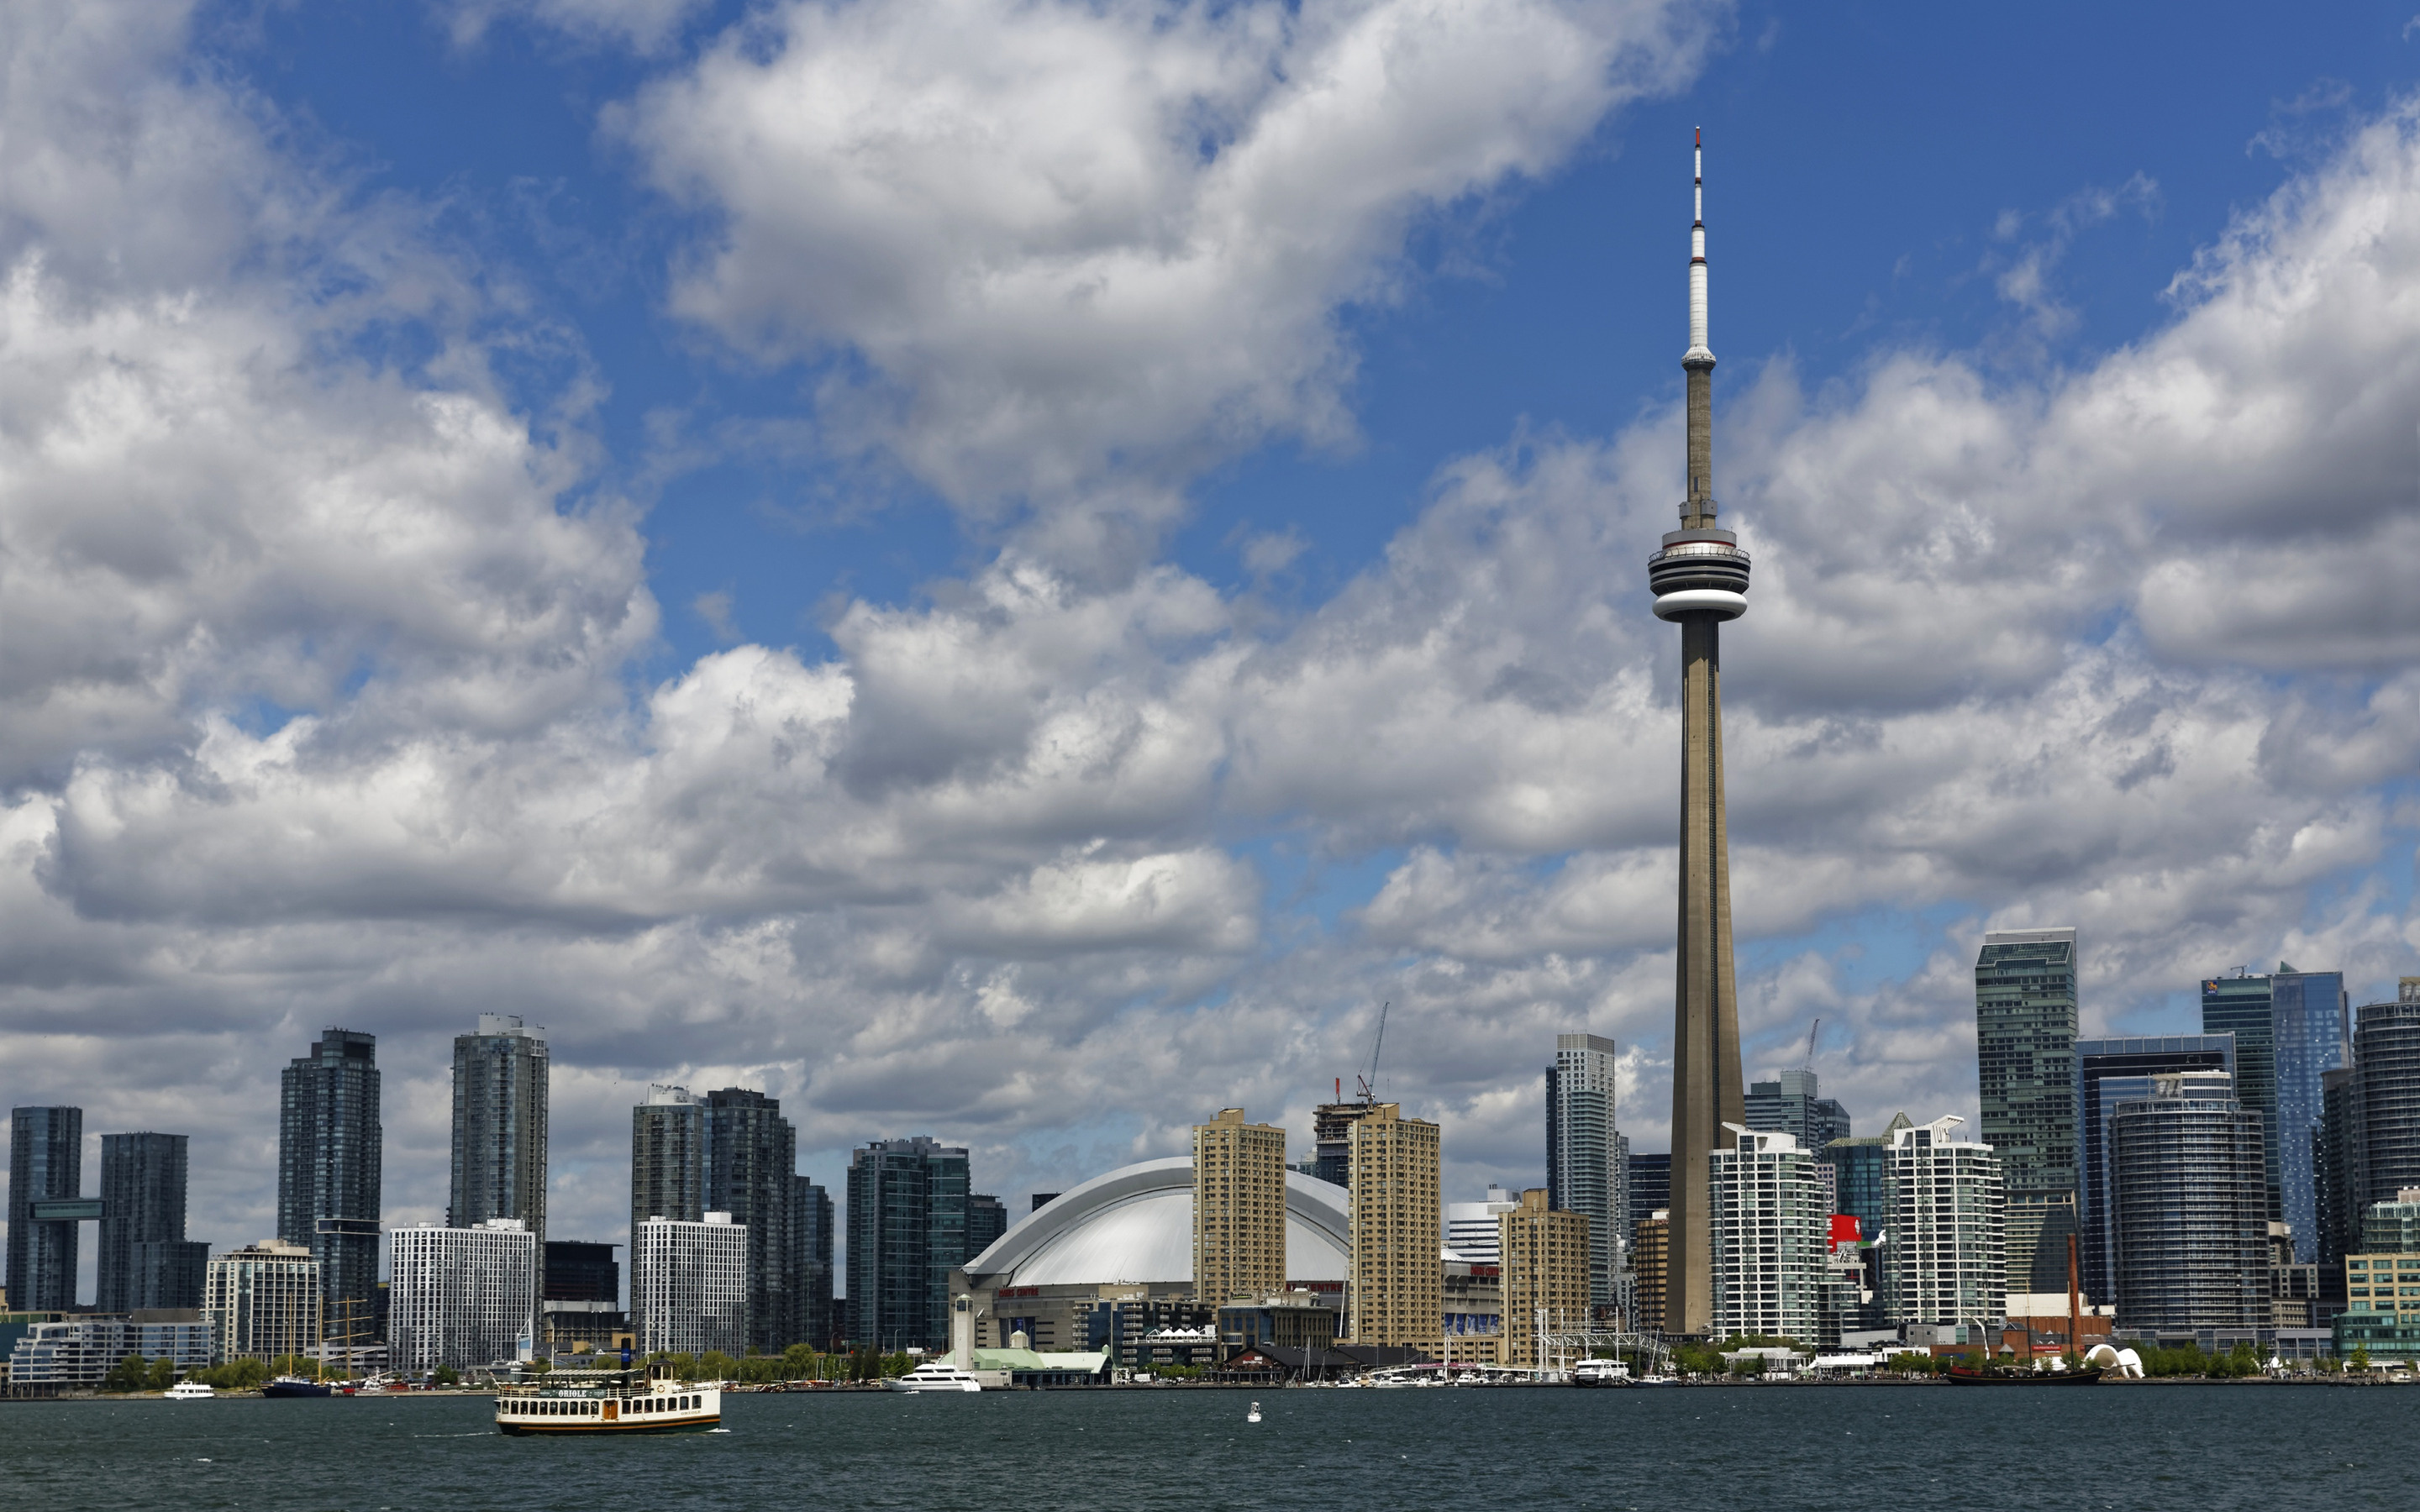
[887, 1360, 984, 1393]
[496, 1368, 721, 1436]
[166, 1379, 216, 1400]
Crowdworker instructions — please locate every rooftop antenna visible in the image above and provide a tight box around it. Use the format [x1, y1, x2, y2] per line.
[1355, 1001, 1390, 1103]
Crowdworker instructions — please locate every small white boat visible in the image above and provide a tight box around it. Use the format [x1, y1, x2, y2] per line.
[1246, 1400, 1261, 1422]
[166, 1379, 215, 1400]
[886, 1361, 983, 1394]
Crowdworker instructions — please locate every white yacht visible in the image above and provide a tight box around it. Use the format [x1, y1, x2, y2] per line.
[166, 1379, 216, 1400]
[887, 1360, 984, 1394]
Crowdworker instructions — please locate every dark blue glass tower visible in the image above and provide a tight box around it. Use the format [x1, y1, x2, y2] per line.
[280, 1027, 382, 1326]
[8, 1106, 82, 1312]
[2202, 966, 2348, 1261]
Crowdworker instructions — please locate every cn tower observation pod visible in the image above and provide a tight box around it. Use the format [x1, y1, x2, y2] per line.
[962, 1157, 1350, 1289]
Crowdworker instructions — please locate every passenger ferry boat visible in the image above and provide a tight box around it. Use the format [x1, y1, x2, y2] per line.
[496, 1367, 722, 1436]
[166, 1379, 216, 1400]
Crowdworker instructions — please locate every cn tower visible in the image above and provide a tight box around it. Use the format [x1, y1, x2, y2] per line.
[1648, 130, 1749, 1340]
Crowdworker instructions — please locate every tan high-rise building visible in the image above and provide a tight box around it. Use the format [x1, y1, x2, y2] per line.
[1192, 1108, 1287, 1304]
[203, 1239, 322, 1362]
[1647, 132, 1751, 1338]
[1346, 1103, 1441, 1349]
[1632, 1210, 1670, 1334]
[1499, 1189, 1590, 1368]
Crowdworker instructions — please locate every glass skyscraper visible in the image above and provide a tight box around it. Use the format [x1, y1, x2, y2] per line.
[704, 1087, 797, 1353]
[1546, 1032, 1623, 1312]
[2321, 982, 2420, 1259]
[1817, 1111, 1909, 1310]
[631, 1084, 706, 1237]
[1745, 1068, 1851, 1152]
[97, 1132, 206, 1313]
[449, 1015, 549, 1296]
[792, 1176, 834, 1349]
[8, 1105, 82, 1312]
[278, 1028, 382, 1327]
[2072, 1034, 2234, 1305]
[2201, 965, 2349, 1260]
[1975, 928, 2079, 1201]
[845, 1136, 970, 1351]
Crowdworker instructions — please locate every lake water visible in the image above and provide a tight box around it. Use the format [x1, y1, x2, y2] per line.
[2, 1383, 2405, 1511]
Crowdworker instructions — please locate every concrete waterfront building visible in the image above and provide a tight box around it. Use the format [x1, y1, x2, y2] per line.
[1345, 1104, 1441, 1349]
[1547, 1033, 1627, 1315]
[2107, 1072, 2267, 1331]
[8, 1105, 82, 1313]
[277, 1027, 382, 1328]
[1631, 1210, 1669, 1333]
[1446, 1185, 1520, 1264]
[2202, 965, 2349, 1260]
[1709, 1126, 1827, 1343]
[389, 1219, 538, 1372]
[1745, 1068, 1851, 1153]
[704, 1087, 796, 1352]
[1886, 1116, 2004, 1328]
[2073, 1035, 2236, 1304]
[846, 1136, 971, 1350]
[7, 1312, 215, 1387]
[633, 1212, 747, 1358]
[449, 1015, 548, 1299]
[1440, 1257, 1504, 1363]
[1499, 1188, 1591, 1368]
[205, 1239, 322, 1361]
[1648, 130, 1753, 1343]
[1192, 1108, 1287, 1305]
[631, 1084, 705, 1243]
[98, 1132, 207, 1313]
[793, 1177, 835, 1348]
[1975, 929, 2080, 1219]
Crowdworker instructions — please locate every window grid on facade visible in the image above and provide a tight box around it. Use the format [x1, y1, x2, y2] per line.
[1347, 1105, 1440, 1350]
[1192, 1109, 1286, 1305]
[633, 1215, 748, 1357]
[389, 1220, 537, 1372]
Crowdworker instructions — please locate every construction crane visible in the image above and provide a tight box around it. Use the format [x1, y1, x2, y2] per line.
[1354, 1001, 1390, 1103]
[1802, 1017, 1821, 1073]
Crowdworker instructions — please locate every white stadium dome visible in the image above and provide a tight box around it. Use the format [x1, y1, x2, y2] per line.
[964, 1157, 1350, 1289]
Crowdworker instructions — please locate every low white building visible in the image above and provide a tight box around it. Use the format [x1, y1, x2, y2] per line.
[634, 1211, 747, 1357]
[7, 1312, 217, 1386]
[389, 1218, 537, 1373]
[1710, 1126, 1827, 1343]
[204, 1240, 321, 1361]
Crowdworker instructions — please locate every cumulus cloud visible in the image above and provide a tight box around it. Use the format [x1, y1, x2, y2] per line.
[622, 0, 1718, 535]
[13, 0, 2420, 1271]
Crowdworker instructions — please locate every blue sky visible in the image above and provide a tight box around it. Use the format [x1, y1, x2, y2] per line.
[7, 0, 2420, 1270]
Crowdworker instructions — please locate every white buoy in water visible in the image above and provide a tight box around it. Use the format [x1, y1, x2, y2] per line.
[1247, 1401, 1262, 1423]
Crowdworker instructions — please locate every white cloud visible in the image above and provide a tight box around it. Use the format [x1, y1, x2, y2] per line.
[13, 3, 2420, 1274]
[623, 0, 1718, 533]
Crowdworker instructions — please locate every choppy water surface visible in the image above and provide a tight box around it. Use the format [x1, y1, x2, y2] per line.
[1, 1383, 2402, 1511]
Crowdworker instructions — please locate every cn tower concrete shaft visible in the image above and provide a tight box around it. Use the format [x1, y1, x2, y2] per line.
[1667, 612, 1744, 1338]
[1646, 131, 1749, 1340]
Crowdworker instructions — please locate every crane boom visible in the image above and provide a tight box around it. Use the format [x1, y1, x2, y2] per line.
[1803, 1017, 1821, 1072]
[1355, 1001, 1390, 1103]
